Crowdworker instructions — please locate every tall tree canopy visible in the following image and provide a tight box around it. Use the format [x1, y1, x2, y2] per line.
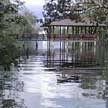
[0, 0, 38, 70]
[0, 0, 25, 70]
[43, 0, 78, 25]
[21, 9, 38, 34]
[43, 0, 108, 25]
[78, 0, 108, 23]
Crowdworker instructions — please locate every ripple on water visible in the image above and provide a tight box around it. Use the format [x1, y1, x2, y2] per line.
[1, 55, 106, 108]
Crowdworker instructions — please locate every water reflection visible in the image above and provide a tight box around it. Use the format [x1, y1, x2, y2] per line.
[0, 70, 26, 108]
[0, 55, 108, 108]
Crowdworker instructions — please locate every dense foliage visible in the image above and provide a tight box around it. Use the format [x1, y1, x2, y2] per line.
[43, 0, 79, 25]
[80, 0, 108, 24]
[0, 0, 37, 70]
[43, 0, 108, 25]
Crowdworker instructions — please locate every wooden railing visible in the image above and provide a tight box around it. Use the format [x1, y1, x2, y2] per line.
[48, 34, 97, 40]
[16, 34, 47, 41]
[16, 33, 97, 41]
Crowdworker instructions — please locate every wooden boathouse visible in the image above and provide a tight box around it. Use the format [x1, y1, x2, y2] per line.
[45, 18, 107, 67]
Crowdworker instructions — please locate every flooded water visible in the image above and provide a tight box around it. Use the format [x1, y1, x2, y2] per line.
[0, 55, 108, 108]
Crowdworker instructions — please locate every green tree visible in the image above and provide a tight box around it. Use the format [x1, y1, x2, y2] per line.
[43, 0, 79, 25]
[78, 0, 108, 23]
[0, 0, 25, 70]
[21, 9, 38, 34]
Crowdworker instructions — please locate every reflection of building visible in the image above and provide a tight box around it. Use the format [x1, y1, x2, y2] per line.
[45, 18, 107, 67]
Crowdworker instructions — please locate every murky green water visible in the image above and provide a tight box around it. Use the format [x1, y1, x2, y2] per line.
[0, 55, 108, 108]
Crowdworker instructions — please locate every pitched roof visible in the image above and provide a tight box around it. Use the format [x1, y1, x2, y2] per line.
[50, 18, 106, 26]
